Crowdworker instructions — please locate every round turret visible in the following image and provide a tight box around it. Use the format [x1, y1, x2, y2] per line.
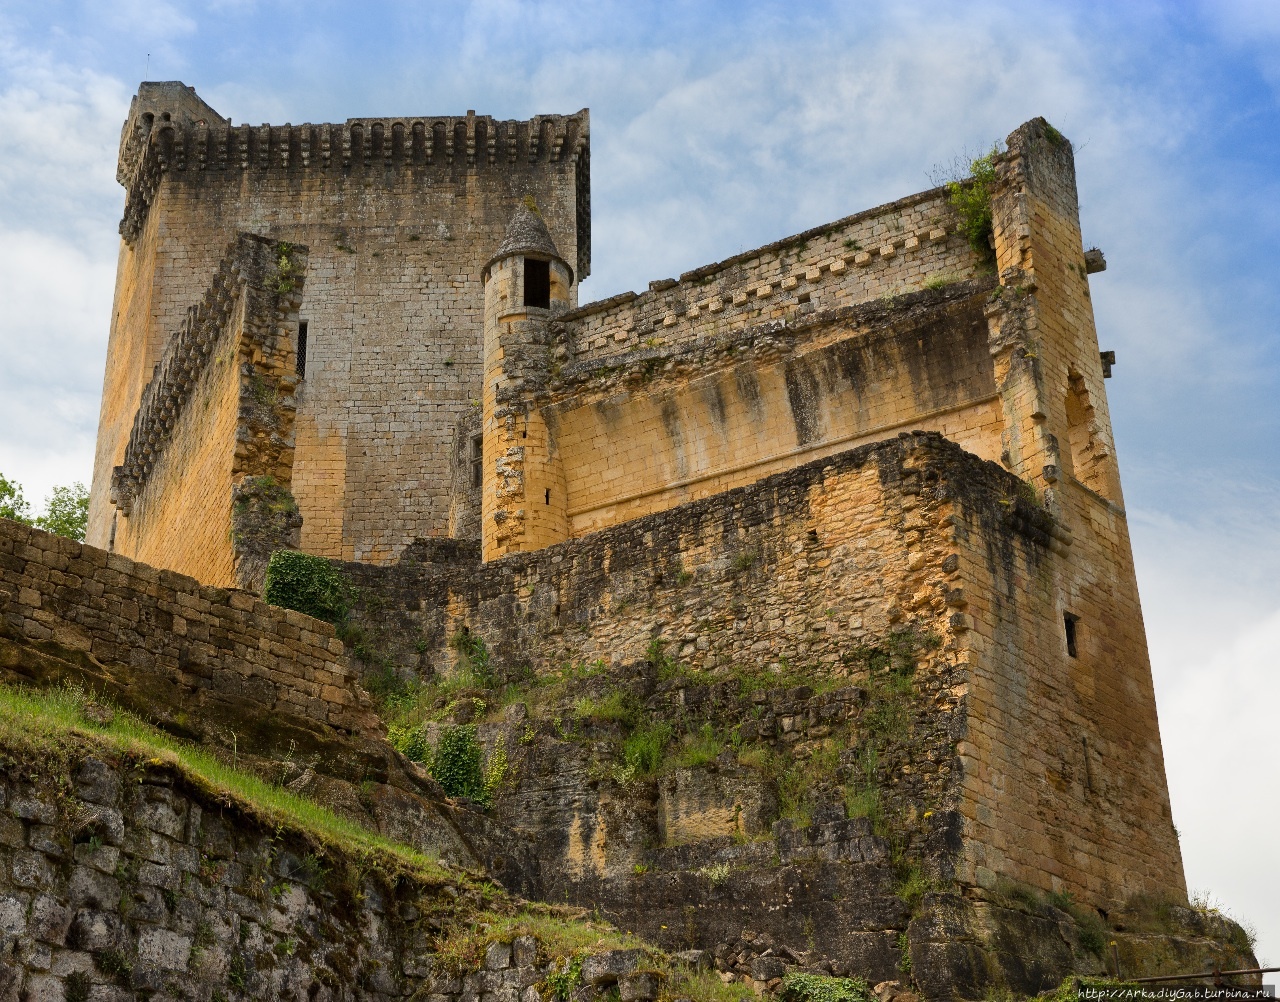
[483, 199, 574, 317]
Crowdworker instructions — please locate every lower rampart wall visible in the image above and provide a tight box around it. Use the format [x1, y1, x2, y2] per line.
[342, 433, 1186, 912]
[0, 519, 381, 748]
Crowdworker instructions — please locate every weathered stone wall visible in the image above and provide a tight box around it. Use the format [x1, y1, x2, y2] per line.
[108, 234, 305, 588]
[0, 519, 381, 747]
[554, 187, 980, 363]
[338, 433, 1184, 915]
[89, 84, 589, 568]
[0, 743, 659, 1002]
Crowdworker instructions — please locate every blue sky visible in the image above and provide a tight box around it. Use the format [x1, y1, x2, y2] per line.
[1, 0, 1277, 968]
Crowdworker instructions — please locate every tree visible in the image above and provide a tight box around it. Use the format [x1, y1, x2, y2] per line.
[35, 483, 89, 542]
[0, 473, 89, 541]
[0, 473, 31, 525]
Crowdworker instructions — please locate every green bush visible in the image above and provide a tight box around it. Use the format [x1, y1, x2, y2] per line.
[779, 971, 871, 1002]
[432, 724, 486, 802]
[388, 722, 432, 765]
[946, 146, 1001, 258]
[263, 550, 350, 624]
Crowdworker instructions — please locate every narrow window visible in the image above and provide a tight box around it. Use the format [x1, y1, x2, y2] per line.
[524, 258, 550, 309]
[1064, 612, 1079, 658]
[296, 321, 308, 379]
[544, 488, 550, 505]
[469, 435, 483, 488]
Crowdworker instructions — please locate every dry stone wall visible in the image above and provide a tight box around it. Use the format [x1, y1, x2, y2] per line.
[0, 744, 660, 1002]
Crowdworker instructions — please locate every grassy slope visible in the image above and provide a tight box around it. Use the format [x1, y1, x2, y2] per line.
[0, 680, 763, 999]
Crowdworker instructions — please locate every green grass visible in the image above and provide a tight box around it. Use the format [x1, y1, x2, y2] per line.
[0, 681, 452, 881]
[671, 723, 725, 768]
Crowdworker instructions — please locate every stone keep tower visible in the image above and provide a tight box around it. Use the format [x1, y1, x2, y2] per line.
[87, 81, 589, 580]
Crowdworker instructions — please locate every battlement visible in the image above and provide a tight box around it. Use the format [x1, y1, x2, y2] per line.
[110, 233, 305, 516]
[118, 103, 591, 276]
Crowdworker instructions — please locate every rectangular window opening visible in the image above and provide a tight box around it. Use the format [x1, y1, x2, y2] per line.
[1064, 612, 1079, 658]
[797, 292, 811, 304]
[296, 321, 308, 379]
[469, 435, 483, 489]
[544, 488, 550, 505]
[524, 258, 551, 309]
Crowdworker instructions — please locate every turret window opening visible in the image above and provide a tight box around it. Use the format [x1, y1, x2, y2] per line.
[1064, 612, 1079, 658]
[524, 258, 550, 309]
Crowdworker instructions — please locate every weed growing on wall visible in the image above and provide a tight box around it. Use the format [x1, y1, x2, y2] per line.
[942, 146, 1002, 259]
[263, 550, 351, 624]
[452, 630, 497, 688]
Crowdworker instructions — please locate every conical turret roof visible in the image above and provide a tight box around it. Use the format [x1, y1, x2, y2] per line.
[485, 198, 571, 281]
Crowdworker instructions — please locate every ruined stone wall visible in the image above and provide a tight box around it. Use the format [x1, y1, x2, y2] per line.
[554, 188, 980, 364]
[0, 743, 658, 1002]
[89, 97, 589, 567]
[0, 519, 381, 747]
[109, 235, 305, 588]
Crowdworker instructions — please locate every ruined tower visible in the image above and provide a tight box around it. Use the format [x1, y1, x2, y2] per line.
[88, 81, 589, 578]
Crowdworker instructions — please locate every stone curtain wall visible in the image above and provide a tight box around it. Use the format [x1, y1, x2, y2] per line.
[88, 88, 590, 568]
[344, 433, 1186, 911]
[544, 282, 1004, 536]
[109, 234, 306, 588]
[0, 519, 382, 748]
[553, 187, 981, 364]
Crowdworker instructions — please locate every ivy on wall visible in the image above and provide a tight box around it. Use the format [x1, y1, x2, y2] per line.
[263, 550, 350, 624]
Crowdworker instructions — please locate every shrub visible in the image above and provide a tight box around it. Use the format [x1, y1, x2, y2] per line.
[432, 724, 486, 802]
[946, 146, 1001, 258]
[263, 550, 350, 624]
[388, 722, 432, 765]
[779, 971, 871, 1002]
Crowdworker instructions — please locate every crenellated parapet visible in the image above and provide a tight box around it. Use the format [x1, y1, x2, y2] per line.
[110, 233, 307, 519]
[118, 110, 591, 275]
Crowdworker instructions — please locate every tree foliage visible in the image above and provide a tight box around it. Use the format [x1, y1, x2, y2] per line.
[0, 473, 89, 541]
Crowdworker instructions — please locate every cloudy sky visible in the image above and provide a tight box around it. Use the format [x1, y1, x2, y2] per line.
[0, 0, 1276, 968]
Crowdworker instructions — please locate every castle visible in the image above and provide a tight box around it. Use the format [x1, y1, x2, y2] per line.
[15, 80, 1240, 996]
